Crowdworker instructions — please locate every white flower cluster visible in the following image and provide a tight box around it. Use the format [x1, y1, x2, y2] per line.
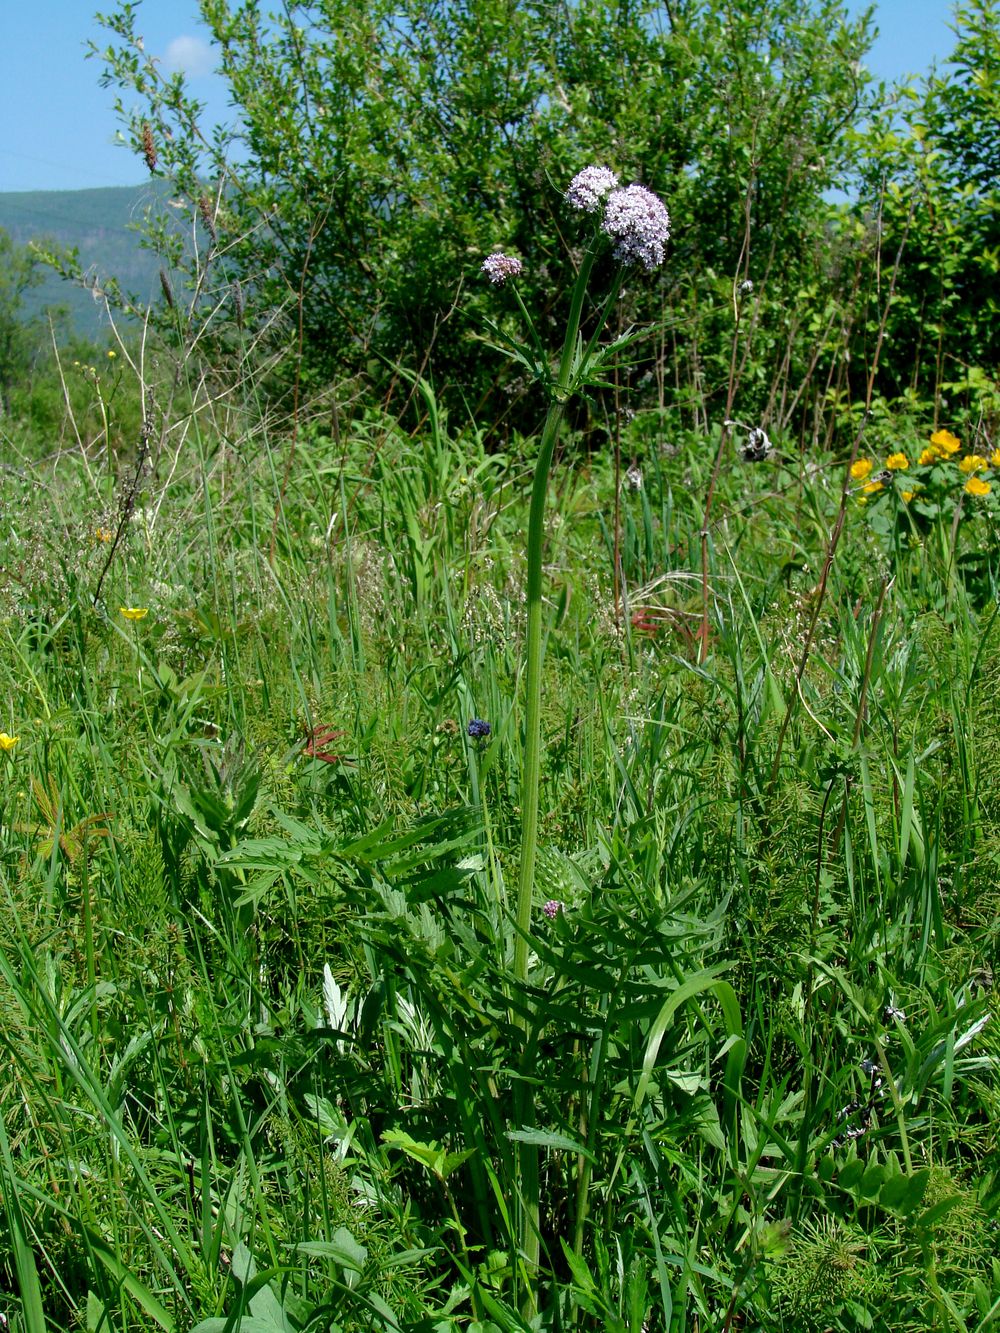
[481, 251, 523, 285]
[601, 183, 671, 272]
[565, 165, 620, 213]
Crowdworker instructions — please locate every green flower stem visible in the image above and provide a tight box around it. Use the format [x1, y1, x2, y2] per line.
[577, 265, 625, 373]
[513, 243, 597, 1316]
[512, 396, 564, 989]
[514, 243, 598, 992]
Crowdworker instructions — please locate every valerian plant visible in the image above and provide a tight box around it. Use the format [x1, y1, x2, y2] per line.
[483, 165, 672, 1316]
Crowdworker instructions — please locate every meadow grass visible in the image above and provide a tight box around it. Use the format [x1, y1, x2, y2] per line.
[1, 363, 999, 1333]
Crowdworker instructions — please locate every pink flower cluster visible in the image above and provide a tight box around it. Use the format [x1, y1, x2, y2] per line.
[481, 252, 523, 285]
[601, 184, 671, 272]
[565, 165, 620, 213]
[566, 167, 671, 272]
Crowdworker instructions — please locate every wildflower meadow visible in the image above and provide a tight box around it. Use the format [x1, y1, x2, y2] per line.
[1, 0, 999, 1330]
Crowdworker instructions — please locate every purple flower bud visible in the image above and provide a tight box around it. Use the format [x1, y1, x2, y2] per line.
[467, 718, 491, 740]
[565, 166, 620, 213]
[481, 252, 523, 285]
[542, 899, 563, 919]
[601, 184, 671, 272]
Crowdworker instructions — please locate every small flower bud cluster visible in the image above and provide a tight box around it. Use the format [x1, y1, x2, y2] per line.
[198, 194, 217, 244]
[481, 252, 523, 285]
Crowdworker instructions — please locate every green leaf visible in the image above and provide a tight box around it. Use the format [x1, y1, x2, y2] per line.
[860, 1161, 886, 1199]
[506, 1128, 596, 1163]
[559, 1239, 598, 1295]
[0, 1110, 48, 1333]
[291, 1227, 368, 1272]
[633, 966, 740, 1113]
[218, 838, 301, 870]
[838, 1158, 865, 1191]
[382, 1128, 475, 1180]
[880, 1169, 930, 1215]
[84, 1230, 176, 1332]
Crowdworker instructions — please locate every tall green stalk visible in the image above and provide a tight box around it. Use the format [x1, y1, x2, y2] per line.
[513, 245, 597, 991]
[496, 170, 670, 1314]
[513, 245, 596, 1315]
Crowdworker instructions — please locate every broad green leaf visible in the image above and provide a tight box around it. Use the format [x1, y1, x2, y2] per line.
[506, 1128, 596, 1163]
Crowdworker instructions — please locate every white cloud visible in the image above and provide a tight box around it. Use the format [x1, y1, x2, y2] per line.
[163, 35, 213, 78]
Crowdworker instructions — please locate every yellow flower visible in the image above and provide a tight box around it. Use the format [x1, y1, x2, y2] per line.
[930, 428, 961, 453]
[965, 476, 991, 497]
[95, 527, 113, 543]
[918, 447, 938, 466]
[991, 449, 1000, 469]
[959, 454, 987, 474]
[0, 732, 19, 751]
[862, 480, 884, 495]
[107, 349, 117, 359]
[885, 452, 909, 470]
[850, 458, 873, 481]
[930, 428, 961, 455]
[901, 490, 915, 503]
[120, 606, 149, 621]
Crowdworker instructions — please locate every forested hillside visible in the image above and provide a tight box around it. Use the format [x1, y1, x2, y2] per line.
[0, 184, 167, 336]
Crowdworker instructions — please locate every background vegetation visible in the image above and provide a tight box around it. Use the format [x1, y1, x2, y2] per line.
[1, 0, 998, 1330]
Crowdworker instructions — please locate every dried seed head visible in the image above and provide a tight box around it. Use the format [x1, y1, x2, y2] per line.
[141, 123, 158, 172]
[159, 268, 175, 309]
[198, 194, 217, 244]
[231, 280, 244, 329]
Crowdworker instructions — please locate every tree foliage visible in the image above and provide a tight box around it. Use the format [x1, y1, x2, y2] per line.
[852, 0, 1000, 426]
[91, 0, 876, 434]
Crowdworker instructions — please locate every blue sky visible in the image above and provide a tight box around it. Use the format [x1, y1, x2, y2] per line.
[1, 0, 960, 196]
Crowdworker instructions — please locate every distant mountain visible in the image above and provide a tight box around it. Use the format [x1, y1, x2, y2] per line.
[0, 183, 173, 340]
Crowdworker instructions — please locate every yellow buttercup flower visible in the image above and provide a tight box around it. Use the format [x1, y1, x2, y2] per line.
[930, 428, 961, 455]
[107, 349, 117, 359]
[120, 606, 149, 621]
[885, 452, 909, 470]
[918, 447, 938, 466]
[959, 454, 987, 474]
[965, 476, 991, 497]
[991, 449, 1000, 469]
[901, 490, 915, 503]
[862, 480, 884, 495]
[850, 458, 873, 481]
[95, 527, 113, 543]
[0, 732, 18, 751]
